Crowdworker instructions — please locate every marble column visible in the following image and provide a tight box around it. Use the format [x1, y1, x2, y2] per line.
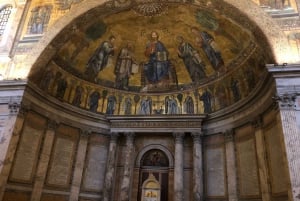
[120, 132, 135, 201]
[30, 120, 57, 201]
[252, 117, 271, 201]
[103, 132, 119, 201]
[224, 129, 238, 201]
[69, 130, 89, 201]
[0, 104, 26, 201]
[191, 132, 203, 201]
[274, 93, 300, 201]
[173, 132, 185, 201]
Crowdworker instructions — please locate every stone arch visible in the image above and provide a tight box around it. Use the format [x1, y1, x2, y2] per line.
[135, 144, 174, 168]
[23, 0, 297, 81]
[223, 0, 297, 63]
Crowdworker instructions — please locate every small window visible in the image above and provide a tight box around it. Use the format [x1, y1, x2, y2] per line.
[0, 4, 12, 36]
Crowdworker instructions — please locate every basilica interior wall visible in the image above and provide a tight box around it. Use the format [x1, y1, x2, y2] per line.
[0, 1, 299, 200]
[0, 104, 290, 201]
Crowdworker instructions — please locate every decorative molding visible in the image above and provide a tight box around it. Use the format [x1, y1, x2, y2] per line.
[273, 93, 297, 110]
[124, 132, 135, 142]
[111, 120, 201, 129]
[8, 102, 21, 115]
[18, 104, 29, 118]
[135, 144, 174, 167]
[224, 129, 234, 142]
[251, 116, 263, 129]
[277, 18, 300, 30]
[173, 132, 185, 143]
[47, 120, 58, 131]
[191, 132, 202, 143]
[80, 129, 91, 138]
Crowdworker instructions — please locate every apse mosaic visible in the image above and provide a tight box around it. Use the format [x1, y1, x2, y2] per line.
[31, 1, 273, 115]
[56, 4, 252, 91]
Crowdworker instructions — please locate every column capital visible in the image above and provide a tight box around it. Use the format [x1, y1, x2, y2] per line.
[80, 129, 91, 138]
[110, 132, 119, 142]
[47, 120, 58, 131]
[251, 116, 263, 129]
[8, 102, 20, 115]
[17, 104, 30, 118]
[273, 93, 297, 110]
[124, 132, 135, 141]
[224, 129, 234, 142]
[191, 132, 202, 143]
[173, 132, 185, 143]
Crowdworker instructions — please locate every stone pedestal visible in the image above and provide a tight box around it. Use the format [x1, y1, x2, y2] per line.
[69, 131, 89, 201]
[191, 132, 203, 201]
[173, 132, 185, 201]
[120, 132, 135, 201]
[103, 132, 119, 201]
[30, 120, 57, 201]
[252, 117, 271, 201]
[224, 130, 238, 201]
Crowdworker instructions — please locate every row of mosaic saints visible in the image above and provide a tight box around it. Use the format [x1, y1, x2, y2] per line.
[39, 63, 256, 115]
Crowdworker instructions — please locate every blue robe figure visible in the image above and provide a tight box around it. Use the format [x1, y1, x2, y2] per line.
[144, 31, 170, 83]
[89, 91, 100, 112]
[200, 89, 213, 113]
[106, 95, 116, 115]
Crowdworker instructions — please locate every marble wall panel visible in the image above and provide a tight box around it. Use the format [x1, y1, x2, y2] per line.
[204, 146, 226, 197]
[9, 112, 46, 183]
[46, 125, 79, 188]
[236, 137, 260, 197]
[82, 144, 108, 191]
[264, 123, 288, 195]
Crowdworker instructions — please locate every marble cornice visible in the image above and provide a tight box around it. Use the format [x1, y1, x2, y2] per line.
[24, 81, 110, 133]
[107, 115, 206, 133]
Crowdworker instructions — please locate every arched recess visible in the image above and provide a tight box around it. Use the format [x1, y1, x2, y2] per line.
[135, 145, 173, 201]
[135, 144, 174, 168]
[22, 0, 296, 81]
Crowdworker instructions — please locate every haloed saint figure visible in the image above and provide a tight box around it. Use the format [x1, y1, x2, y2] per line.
[144, 31, 171, 83]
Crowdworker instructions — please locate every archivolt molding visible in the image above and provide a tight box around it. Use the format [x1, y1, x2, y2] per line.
[135, 144, 174, 168]
[223, 0, 297, 63]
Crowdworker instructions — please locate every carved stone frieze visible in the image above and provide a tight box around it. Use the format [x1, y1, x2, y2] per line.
[277, 18, 300, 30]
[111, 121, 201, 128]
[8, 102, 21, 115]
[273, 93, 297, 110]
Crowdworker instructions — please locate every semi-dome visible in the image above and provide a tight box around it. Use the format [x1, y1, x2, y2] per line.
[29, 1, 275, 115]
